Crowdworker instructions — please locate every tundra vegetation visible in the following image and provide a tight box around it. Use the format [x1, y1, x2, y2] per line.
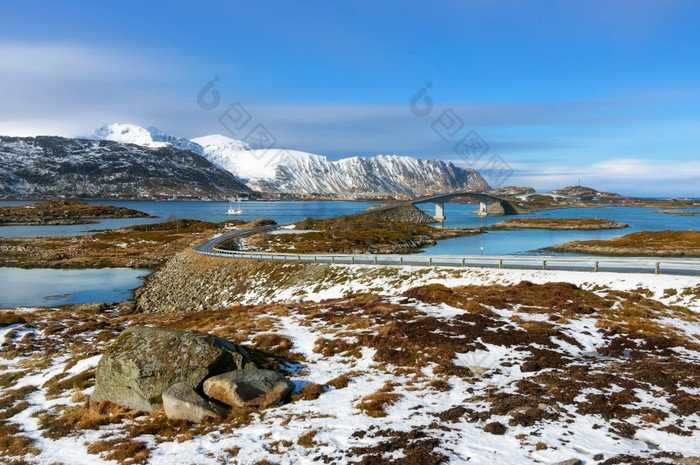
[488, 217, 628, 230]
[224, 216, 480, 254]
[0, 218, 276, 269]
[549, 229, 700, 257]
[0, 200, 153, 225]
[1, 275, 698, 464]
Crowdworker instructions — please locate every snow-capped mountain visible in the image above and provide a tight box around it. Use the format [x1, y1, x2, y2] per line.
[0, 135, 250, 199]
[91, 123, 203, 154]
[91, 124, 490, 196]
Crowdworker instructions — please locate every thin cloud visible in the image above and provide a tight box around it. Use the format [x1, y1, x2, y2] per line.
[0, 41, 162, 80]
[506, 158, 700, 195]
[0, 41, 175, 136]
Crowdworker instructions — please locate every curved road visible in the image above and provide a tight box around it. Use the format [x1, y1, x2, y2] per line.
[194, 228, 700, 276]
[195, 228, 260, 254]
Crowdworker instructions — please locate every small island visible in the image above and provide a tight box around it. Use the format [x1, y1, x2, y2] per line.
[655, 209, 700, 217]
[0, 200, 154, 225]
[488, 217, 628, 231]
[219, 216, 481, 254]
[548, 229, 700, 257]
[0, 218, 276, 269]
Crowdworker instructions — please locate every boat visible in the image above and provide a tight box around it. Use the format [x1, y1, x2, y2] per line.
[227, 198, 243, 215]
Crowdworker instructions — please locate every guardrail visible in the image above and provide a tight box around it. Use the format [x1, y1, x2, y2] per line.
[193, 245, 700, 276]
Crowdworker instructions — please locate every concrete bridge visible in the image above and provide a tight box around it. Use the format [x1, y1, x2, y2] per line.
[369, 191, 521, 222]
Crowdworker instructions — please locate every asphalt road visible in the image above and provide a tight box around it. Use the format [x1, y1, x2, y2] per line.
[193, 229, 700, 276]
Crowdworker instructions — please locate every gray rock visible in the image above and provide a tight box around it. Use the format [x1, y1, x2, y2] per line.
[163, 382, 228, 423]
[362, 204, 436, 224]
[553, 460, 582, 465]
[92, 326, 253, 412]
[203, 369, 295, 407]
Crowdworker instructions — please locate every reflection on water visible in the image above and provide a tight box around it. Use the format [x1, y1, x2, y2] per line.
[0, 267, 150, 308]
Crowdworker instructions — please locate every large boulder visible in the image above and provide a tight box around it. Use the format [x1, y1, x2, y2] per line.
[163, 382, 229, 423]
[92, 326, 253, 412]
[203, 369, 295, 407]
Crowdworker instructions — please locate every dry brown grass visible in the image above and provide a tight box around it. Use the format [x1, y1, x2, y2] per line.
[226, 407, 260, 428]
[324, 372, 356, 390]
[297, 429, 318, 448]
[0, 387, 40, 458]
[252, 333, 294, 355]
[1, 277, 694, 461]
[224, 446, 241, 457]
[121, 409, 192, 442]
[403, 283, 470, 306]
[0, 218, 259, 269]
[43, 369, 95, 396]
[130, 304, 286, 344]
[0, 312, 27, 327]
[357, 382, 401, 418]
[593, 294, 699, 352]
[491, 217, 626, 230]
[87, 438, 150, 465]
[0, 371, 30, 389]
[550, 229, 700, 256]
[0, 386, 36, 413]
[37, 400, 141, 439]
[313, 337, 361, 357]
[292, 383, 326, 402]
[0, 422, 39, 458]
[428, 379, 451, 392]
[0, 200, 152, 225]
[226, 215, 475, 254]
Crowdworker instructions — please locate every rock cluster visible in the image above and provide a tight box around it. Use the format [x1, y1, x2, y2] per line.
[92, 326, 295, 423]
[361, 204, 436, 223]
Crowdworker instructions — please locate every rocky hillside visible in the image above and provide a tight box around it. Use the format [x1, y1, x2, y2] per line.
[0, 135, 251, 199]
[93, 123, 490, 197]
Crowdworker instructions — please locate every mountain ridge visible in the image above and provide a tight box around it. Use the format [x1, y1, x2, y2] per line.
[0, 135, 251, 199]
[91, 123, 491, 196]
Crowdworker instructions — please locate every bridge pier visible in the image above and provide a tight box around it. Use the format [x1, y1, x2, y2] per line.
[434, 202, 445, 222]
[478, 202, 488, 216]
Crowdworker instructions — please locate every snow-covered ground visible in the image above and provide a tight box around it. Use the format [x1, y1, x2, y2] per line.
[235, 262, 700, 312]
[1, 267, 699, 464]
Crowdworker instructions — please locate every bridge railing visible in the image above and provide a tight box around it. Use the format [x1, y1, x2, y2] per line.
[196, 247, 700, 276]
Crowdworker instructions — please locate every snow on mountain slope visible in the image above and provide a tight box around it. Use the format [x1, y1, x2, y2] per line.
[92, 124, 491, 196]
[0, 135, 250, 199]
[203, 146, 490, 195]
[90, 123, 203, 153]
[190, 135, 269, 181]
[192, 134, 490, 196]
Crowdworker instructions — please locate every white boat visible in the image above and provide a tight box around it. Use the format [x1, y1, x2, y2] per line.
[227, 198, 243, 215]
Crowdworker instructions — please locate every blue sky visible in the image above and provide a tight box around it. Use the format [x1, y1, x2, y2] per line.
[1, 0, 699, 195]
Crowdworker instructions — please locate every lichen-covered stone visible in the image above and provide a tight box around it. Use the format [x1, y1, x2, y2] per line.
[203, 369, 295, 408]
[92, 326, 252, 412]
[163, 382, 228, 423]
